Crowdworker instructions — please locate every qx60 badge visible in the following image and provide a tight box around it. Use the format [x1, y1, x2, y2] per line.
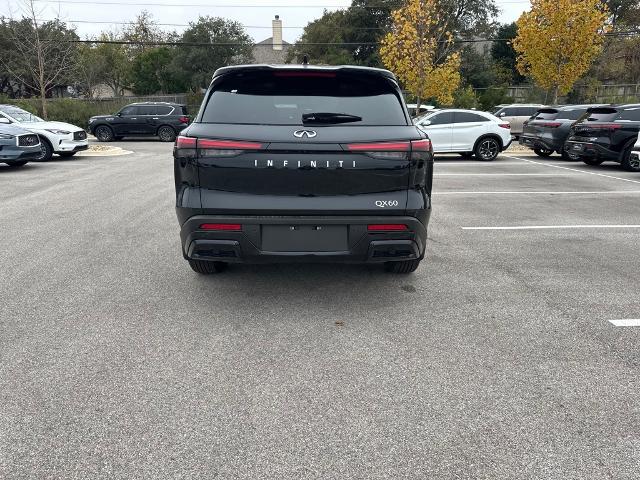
[293, 129, 317, 138]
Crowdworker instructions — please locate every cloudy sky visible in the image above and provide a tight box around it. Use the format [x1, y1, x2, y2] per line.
[2, 0, 531, 43]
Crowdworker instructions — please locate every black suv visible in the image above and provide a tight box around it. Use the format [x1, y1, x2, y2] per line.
[520, 104, 605, 160]
[174, 65, 433, 274]
[565, 104, 640, 171]
[89, 102, 189, 142]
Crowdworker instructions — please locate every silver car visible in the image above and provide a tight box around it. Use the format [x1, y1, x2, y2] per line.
[0, 120, 41, 167]
[492, 104, 547, 137]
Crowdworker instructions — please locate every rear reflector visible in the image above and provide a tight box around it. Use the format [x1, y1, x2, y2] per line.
[499, 123, 511, 129]
[368, 224, 409, 231]
[200, 223, 242, 231]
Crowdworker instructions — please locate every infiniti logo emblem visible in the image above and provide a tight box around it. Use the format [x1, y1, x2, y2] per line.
[293, 129, 317, 138]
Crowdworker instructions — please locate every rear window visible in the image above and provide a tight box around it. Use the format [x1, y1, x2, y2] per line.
[200, 71, 407, 126]
[580, 107, 618, 123]
[555, 108, 588, 121]
[532, 109, 559, 120]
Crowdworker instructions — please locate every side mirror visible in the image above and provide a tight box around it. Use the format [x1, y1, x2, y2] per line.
[499, 112, 506, 117]
[0, 117, 11, 124]
[420, 120, 431, 126]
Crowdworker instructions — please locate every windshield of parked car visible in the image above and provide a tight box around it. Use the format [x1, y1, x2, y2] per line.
[0, 106, 44, 123]
[578, 107, 618, 123]
[201, 71, 408, 126]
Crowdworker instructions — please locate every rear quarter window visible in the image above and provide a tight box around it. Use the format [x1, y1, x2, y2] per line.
[156, 106, 173, 115]
[201, 71, 407, 126]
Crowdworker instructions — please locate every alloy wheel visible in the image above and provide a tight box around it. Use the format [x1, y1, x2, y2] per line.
[478, 139, 499, 160]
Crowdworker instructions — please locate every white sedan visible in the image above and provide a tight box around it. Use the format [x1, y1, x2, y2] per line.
[0, 105, 88, 161]
[414, 108, 512, 161]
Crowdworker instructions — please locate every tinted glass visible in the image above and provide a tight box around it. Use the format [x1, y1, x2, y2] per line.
[201, 71, 406, 126]
[120, 106, 137, 116]
[555, 108, 587, 120]
[137, 106, 157, 115]
[501, 108, 517, 116]
[427, 112, 454, 125]
[156, 106, 173, 115]
[454, 112, 487, 123]
[581, 108, 618, 122]
[179, 106, 188, 115]
[532, 109, 559, 120]
[617, 108, 640, 121]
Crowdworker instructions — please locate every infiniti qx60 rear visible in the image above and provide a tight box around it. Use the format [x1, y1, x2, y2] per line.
[174, 65, 433, 274]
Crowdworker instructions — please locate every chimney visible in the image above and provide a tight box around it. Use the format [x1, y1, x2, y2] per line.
[272, 15, 283, 51]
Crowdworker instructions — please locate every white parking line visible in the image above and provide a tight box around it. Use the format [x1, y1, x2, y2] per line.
[435, 191, 640, 195]
[434, 173, 580, 176]
[506, 156, 640, 186]
[462, 225, 640, 230]
[609, 319, 640, 327]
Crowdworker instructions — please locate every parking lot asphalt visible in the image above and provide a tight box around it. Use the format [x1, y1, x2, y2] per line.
[1, 141, 639, 479]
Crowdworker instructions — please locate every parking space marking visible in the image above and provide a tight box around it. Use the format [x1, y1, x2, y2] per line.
[435, 190, 640, 195]
[434, 173, 581, 176]
[462, 225, 640, 230]
[506, 156, 640, 186]
[609, 319, 640, 327]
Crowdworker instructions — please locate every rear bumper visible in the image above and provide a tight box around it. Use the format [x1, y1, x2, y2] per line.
[520, 134, 562, 152]
[180, 215, 428, 264]
[564, 140, 619, 162]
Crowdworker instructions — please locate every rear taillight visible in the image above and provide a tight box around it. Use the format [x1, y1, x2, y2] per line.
[179, 116, 190, 124]
[499, 123, 511, 129]
[200, 223, 242, 231]
[346, 139, 431, 159]
[175, 136, 263, 158]
[368, 224, 409, 231]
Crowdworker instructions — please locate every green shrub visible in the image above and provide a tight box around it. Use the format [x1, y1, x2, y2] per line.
[453, 86, 480, 109]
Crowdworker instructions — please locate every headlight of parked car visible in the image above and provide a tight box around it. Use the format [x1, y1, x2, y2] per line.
[45, 129, 71, 135]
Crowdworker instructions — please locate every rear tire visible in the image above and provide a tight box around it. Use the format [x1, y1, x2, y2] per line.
[534, 147, 553, 157]
[5, 160, 28, 167]
[474, 137, 500, 161]
[583, 158, 604, 166]
[385, 259, 421, 274]
[57, 152, 76, 158]
[188, 259, 227, 274]
[621, 145, 640, 172]
[158, 126, 176, 142]
[95, 125, 114, 142]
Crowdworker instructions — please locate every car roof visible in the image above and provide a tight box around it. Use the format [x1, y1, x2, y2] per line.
[211, 64, 397, 81]
[127, 102, 182, 107]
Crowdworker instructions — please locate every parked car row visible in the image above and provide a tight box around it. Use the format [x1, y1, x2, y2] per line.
[520, 103, 640, 172]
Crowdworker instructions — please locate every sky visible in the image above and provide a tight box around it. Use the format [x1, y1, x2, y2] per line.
[1, 0, 532, 44]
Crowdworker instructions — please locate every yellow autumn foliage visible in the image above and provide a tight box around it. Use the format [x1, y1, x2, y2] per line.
[380, 0, 461, 106]
[513, 0, 609, 102]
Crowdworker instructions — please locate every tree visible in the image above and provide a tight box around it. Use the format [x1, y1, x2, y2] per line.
[289, 0, 498, 67]
[0, 0, 78, 117]
[129, 47, 185, 94]
[75, 42, 108, 98]
[513, 0, 609, 104]
[491, 22, 524, 84]
[122, 10, 165, 56]
[172, 16, 253, 91]
[95, 32, 131, 96]
[380, 0, 461, 108]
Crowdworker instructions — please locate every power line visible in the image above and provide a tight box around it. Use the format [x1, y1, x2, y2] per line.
[55, 19, 381, 29]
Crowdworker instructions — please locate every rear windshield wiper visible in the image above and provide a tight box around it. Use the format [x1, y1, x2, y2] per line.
[302, 112, 363, 124]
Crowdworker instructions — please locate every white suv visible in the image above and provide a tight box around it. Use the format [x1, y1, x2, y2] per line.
[414, 109, 512, 161]
[0, 105, 88, 161]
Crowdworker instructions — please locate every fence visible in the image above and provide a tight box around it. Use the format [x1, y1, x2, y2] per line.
[474, 84, 640, 105]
